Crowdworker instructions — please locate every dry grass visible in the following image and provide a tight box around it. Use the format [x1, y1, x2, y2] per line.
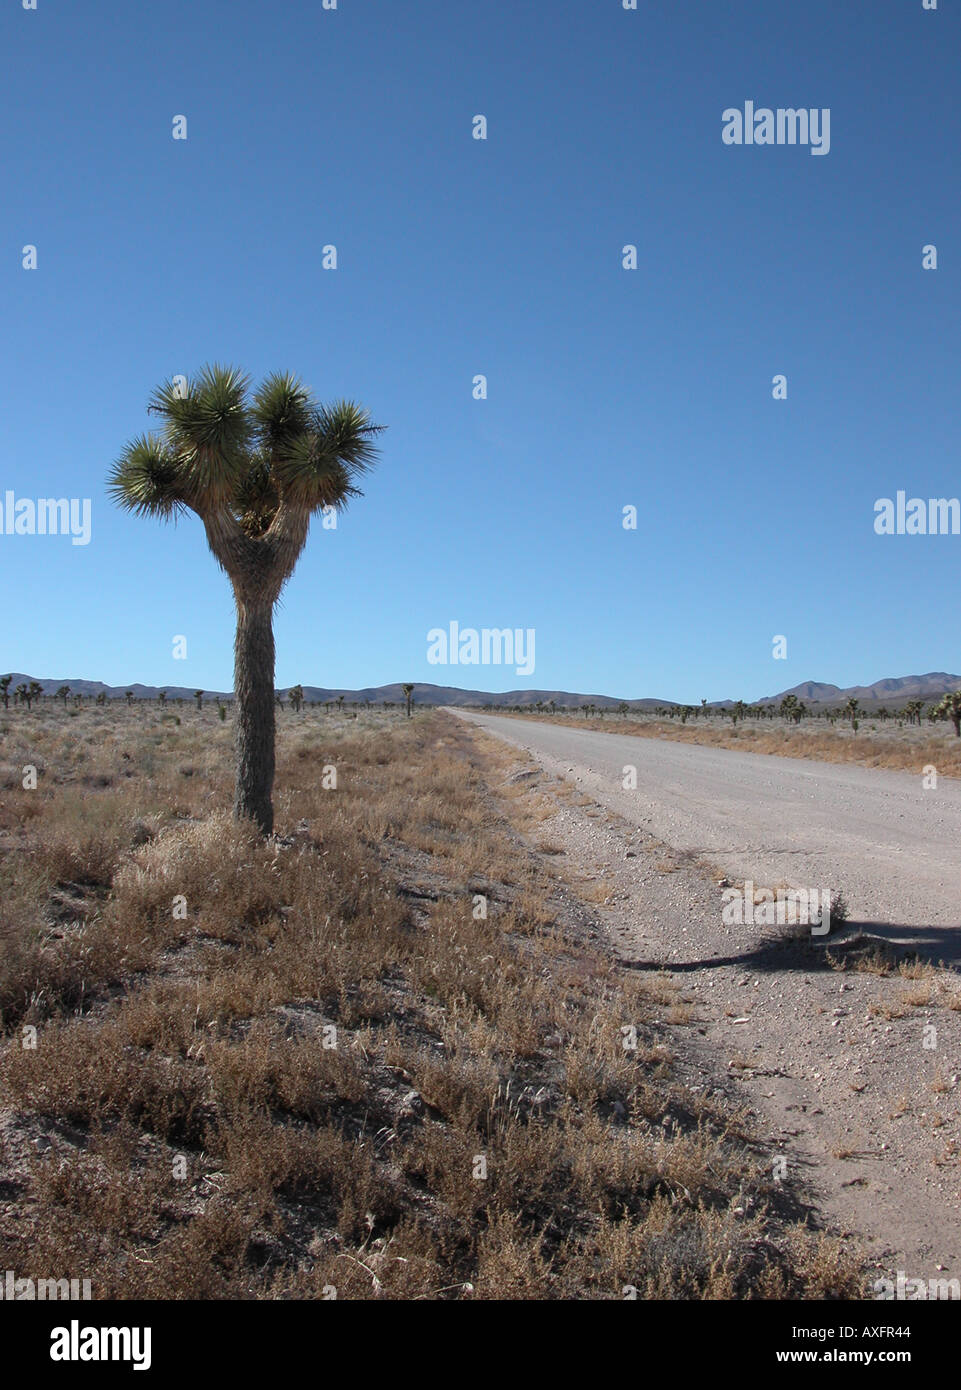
[823, 936, 961, 1017]
[0, 702, 865, 1299]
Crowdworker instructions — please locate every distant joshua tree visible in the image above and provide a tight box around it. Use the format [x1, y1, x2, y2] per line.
[96, 691, 106, 706]
[844, 697, 860, 730]
[935, 690, 961, 737]
[109, 364, 383, 835]
[158, 690, 167, 707]
[0, 675, 11, 710]
[17, 682, 42, 710]
[56, 685, 70, 707]
[903, 699, 923, 728]
[195, 690, 204, 711]
[288, 684, 304, 713]
[778, 694, 807, 725]
[402, 683, 414, 718]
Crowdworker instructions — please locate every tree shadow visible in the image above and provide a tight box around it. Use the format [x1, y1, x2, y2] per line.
[618, 918, 961, 976]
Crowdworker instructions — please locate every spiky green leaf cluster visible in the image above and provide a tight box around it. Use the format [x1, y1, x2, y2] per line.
[109, 366, 383, 535]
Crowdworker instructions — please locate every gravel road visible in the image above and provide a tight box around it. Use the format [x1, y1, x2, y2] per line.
[451, 711, 961, 961]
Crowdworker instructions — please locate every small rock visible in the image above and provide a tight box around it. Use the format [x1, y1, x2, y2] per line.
[398, 1090, 424, 1118]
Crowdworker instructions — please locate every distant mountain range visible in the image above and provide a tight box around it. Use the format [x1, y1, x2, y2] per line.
[3, 672, 958, 710]
[754, 673, 961, 707]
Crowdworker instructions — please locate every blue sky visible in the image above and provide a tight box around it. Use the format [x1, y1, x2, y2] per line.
[1, 0, 958, 702]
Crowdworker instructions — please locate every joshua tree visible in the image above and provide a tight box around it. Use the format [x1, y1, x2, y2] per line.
[194, 690, 204, 711]
[109, 365, 382, 834]
[56, 685, 70, 707]
[14, 683, 27, 707]
[844, 697, 860, 729]
[904, 699, 923, 727]
[0, 675, 11, 710]
[402, 683, 414, 718]
[157, 690, 167, 707]
[336, 695, 345, 715]
[29, 681, 43, 708]
[96, 691, 107, 706]
[935, 690, 961, 737]
[779, 694, 807, 725]
[288, 684, 304, 713]
[125, 690, 134, 706]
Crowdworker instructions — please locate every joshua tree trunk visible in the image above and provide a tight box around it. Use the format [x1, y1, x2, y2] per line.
[233, 596, 276, 834]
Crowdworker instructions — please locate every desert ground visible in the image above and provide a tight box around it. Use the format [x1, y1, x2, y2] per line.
[455, 709, 961, 1278]
[0, 700, 879, 1299]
